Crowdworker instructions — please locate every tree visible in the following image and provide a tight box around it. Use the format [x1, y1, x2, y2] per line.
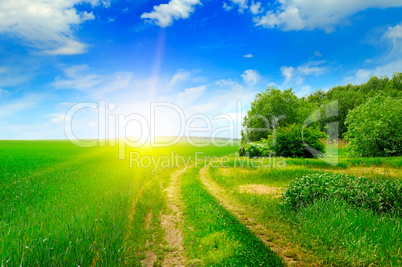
[305, 73, 402, 138]
[345, 95, 402, 157]
[242, 87, 309, 142]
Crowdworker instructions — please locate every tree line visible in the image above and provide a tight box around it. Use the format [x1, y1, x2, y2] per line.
[241, 72, 402, 157]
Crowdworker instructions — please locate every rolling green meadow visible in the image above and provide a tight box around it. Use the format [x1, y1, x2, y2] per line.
[2, 1, 402, 265]
[0, 139, 401, 266]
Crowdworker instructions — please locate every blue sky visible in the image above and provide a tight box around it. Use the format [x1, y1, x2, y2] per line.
[0, 0, 401, 140]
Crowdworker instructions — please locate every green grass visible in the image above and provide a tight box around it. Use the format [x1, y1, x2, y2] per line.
[290, 198, 402, 266]
[0, 140, 238, 266]
[208, 157, 402, 266]
[1, 139, 401, 266]
[181, 166, 283, 266]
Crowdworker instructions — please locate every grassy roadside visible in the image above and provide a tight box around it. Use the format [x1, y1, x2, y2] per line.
[180, 165, 284, 266]
[208, 156, 402, 266]
[0, 140, 239, 266]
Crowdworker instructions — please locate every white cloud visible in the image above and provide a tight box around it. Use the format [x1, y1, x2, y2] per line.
[254, 0, 402, 32]
[177, 85, 206, 103]
[52, 65, 134, 97]
[250, 1, 263, 15]
[384, 23, 402, 40]
[314, 51, 322, 57]
[280, 66, 295, 85]
[0, 0, 103, 55]
[224, 0, 248, 13]
[0, 88, 9, 98]
[169, 69, 191, 87]
[3, 68, 261, 139]
[243, 54, 254, 58]
[141, 0, 201, 27]
[241, 69, 260, 86]
[49, 113, 71, 124]
[297, 61, 327, 76]
[0, 65, 32, 87]
[281, 61, 327, 88]
[52, 65, 105, 90]
[216, 78, 242, 88]
[346, 23, 402, 84]
[45, 40, 89, 56]
[0, 94, 43, 117]
[222, 2, 233, 11]
[101, 0, 111, 8]
[346, 59, 402, 85]
[383, 23, 402, 57]
[281, 61, 327, 84]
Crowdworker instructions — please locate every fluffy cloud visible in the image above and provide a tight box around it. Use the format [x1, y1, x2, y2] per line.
[346, 23, 402, 84]
[0, 94, 44, 117]
[280, 61, 327, 92]
[280, 66, 295, 85]
[52, 65, 134, 97]
[222, 2, 233, 11]
[177, 85, 207, 103]
[169, 69, 191, 87]
[49, 113, 71, 124]
[346, 59, 402, 85]
[250, 1, 263, 15]
[254, 0, 402, 32]
[0, 0, 106, 55]
[243, 54, 254, 58]
[383, 23, 402, 56]
[225, 0, 248, 12]
[141, 0, 201, 27]
[241, 69, 260, 86]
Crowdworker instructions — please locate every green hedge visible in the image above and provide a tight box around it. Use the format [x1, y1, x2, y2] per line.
[281, 173, 402, 216]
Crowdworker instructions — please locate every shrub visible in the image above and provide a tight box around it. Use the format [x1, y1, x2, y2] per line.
[239, 124, 326, 158]
[345, 95, 402, 157]
[281, 173, 402, 215]
[273, 124, 326, 158]
[239, 139, 271, 157]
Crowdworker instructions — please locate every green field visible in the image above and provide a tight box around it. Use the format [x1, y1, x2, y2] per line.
[0, 140, 401, 266]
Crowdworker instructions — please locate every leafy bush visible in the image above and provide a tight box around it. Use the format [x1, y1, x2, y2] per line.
[281, 173, 402, 215]
[273, 124, 326, 158]
[239, 140, 271, 157]
[345, 95, 402, 157]
[239, 124, 326, 158]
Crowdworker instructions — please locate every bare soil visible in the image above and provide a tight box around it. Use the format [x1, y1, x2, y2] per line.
[160, 168, 187, 267]
[237, 184, 283, 196]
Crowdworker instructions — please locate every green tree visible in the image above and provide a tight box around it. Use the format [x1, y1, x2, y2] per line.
[242, 87, 309, 142]
[345, 95, 402, 157]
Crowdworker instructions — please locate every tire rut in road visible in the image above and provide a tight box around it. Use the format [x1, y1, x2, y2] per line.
[199, 165, 306, 267]
[160, 168, 188, 267]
